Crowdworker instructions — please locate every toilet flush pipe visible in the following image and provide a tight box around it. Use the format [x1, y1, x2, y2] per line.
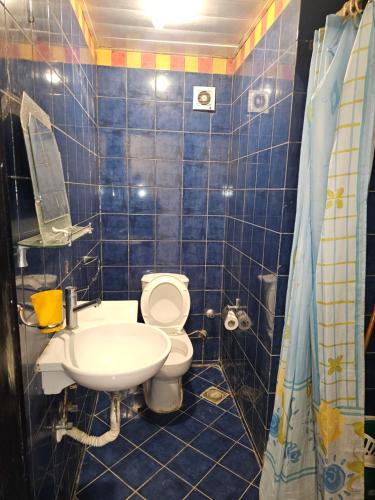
[58, 394, 121, 447]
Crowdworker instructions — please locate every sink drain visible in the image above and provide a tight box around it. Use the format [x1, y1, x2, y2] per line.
[201, 386, 228, 405]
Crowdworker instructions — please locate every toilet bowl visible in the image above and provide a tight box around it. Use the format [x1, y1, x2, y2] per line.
[140, 273, 193, 413]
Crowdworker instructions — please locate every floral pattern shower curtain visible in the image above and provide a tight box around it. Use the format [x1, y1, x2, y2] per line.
[260, 3, 375, 499]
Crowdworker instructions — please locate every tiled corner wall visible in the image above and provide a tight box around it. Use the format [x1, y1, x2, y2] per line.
[98, 67, 233, 362]
[221, 0, 303, 458]
[0, 0, 100, 498]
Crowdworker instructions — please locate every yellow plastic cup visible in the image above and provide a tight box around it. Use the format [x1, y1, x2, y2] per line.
[31, 289, 64, 334]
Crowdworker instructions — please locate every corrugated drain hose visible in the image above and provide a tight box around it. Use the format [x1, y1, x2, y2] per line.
[64, 394, 120, 447]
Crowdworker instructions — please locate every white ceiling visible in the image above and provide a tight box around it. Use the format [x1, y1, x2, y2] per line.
[82, 0, 271, 58]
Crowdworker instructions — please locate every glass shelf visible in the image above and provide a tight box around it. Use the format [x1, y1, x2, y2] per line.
[17, 224, 92, 249]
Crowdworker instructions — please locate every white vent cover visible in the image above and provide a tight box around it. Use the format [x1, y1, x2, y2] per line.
[193, 86, 216, 111]
[248, 90, 270, 114]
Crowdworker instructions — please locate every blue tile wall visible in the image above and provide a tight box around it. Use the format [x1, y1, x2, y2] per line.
[1, 0, 99, 498]
[98, 67, 233, 363]
[221, 0, 302, 459]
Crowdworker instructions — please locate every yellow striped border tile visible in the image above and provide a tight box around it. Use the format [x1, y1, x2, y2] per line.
[95, 50, 230, 74]
[9, 0, 291, 75]
[93, 0, 290, 74]
[156, 54, 171, 70]
[69, 0, 96, 62]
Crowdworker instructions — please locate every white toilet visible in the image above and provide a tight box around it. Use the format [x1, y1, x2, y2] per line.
[140, 273, 193, 413]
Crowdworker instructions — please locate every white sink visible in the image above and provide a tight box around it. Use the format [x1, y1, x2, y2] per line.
[62, 323, 171, 391]
[36, 301, 172, 394]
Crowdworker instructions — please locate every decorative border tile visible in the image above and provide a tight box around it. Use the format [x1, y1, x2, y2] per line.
[4, 41, 95, 65]
[69, 0, 96, 60]
[95, 49, 233, 75]
[232, 0, 291, 72]
[94, 0, 291, 74]
[6, 0, 291, 73]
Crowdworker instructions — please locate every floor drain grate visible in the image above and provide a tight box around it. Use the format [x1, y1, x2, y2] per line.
[201, 386, 229, 405]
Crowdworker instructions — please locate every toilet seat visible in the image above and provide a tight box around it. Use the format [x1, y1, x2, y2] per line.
[141, 275, 190, 331]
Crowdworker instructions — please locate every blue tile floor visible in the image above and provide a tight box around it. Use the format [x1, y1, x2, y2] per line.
[75, 365, 261, 499]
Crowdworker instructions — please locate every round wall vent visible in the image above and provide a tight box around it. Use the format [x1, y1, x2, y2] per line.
[193, 86, 216, 111]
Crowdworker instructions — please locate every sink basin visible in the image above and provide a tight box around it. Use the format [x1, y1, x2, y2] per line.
[62, 323, 171, 392]
[36, 300, 172, 394]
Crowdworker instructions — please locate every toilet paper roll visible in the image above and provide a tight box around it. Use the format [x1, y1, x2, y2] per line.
[236, 310, 252, 331]
[224, 310, 239, 331]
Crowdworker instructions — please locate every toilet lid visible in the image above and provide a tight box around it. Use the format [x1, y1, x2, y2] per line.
[141, 275, 190, 329]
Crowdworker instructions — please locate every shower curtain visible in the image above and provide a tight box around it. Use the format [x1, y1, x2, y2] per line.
[260, 3, 375, 499]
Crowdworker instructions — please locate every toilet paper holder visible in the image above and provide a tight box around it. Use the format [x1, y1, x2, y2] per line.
[205, 298, 246, 319]
[206, 298, 251, 332]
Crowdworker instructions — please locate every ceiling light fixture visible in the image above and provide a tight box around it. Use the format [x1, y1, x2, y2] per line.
[144, 0, 202, 29]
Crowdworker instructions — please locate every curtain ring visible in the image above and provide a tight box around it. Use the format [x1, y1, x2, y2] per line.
[355, 0, 363, 13]
[349, 0, 357, 14]
[337, 1, 351, 17]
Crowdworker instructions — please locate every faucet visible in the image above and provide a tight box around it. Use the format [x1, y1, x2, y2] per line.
[65, 286, 101, 329]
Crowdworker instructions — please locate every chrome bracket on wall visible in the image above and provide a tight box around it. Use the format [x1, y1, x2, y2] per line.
[206, 298, 251, 331]
[205, 297, 247, 319]
[17, 304, 63, 330]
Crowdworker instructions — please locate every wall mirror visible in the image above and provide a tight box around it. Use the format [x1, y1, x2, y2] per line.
[19, 92, 92, 248]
